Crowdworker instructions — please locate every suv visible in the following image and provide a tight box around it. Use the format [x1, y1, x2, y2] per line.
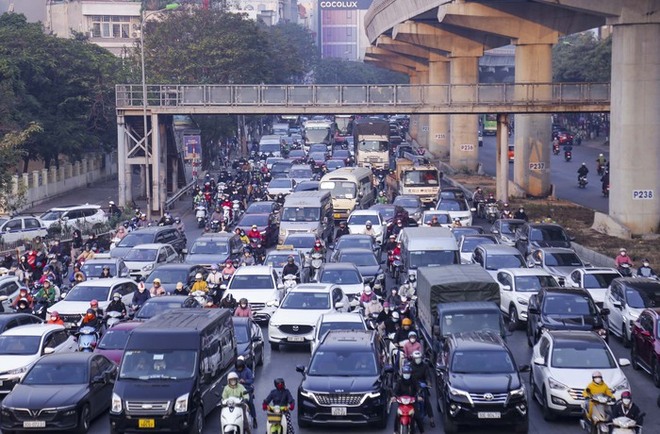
[0, 215, 48, 244]
[224, 265, 283, 323]
[39, 204, 107, 229]
[296, 330, 391, 428]
[605, 277, 660, 347]
[471, 244, 527, 279]
[630, 307, 660, 385]
[514, 223, 572, 257]
[183, 233, 244, 268]
[0, 276, 26, 312]
[110, 226, 187, 259]
[436, 331, 529, 433]
[527, 288, 608, 346]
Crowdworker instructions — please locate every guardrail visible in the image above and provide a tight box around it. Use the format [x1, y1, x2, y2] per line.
[164, 179, 197, 211]
[116, 82, 610, 110]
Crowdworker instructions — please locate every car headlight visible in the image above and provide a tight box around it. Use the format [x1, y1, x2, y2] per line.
[448, 386, 472, 402]
[174, 393, 189, 413]
[613, 379, 629, 392]
[7, 366, 27, 376]
[111, 393, 122, 413]
[142, 263, 154, 271]
[516, 297, 529, 306]
[300, 390, 314, 399]
[377, 273, 384, 281]
[509, 386, 525, 398]
[279, 229, 286, 236]
[548, 377, 568, 391]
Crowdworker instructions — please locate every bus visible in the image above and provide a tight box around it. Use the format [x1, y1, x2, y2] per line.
[481, 114, 497, 136]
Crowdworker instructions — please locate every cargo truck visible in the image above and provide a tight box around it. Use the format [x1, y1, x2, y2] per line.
[353, 117, 390, 170]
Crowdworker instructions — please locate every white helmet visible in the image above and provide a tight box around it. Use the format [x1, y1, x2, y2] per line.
[228, 372, 239, 381]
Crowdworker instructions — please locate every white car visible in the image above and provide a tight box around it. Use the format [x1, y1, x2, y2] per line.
[224, 265, 284, 323]
[471, 244, 527, 280]
[421, 210, 452, 228]
[0, 216, 48, 244]
[347, 210, 386, 245]
[565, 267, 621, 308]
[310, 312, 367, 353]
[0, 276, 27, 312]
[48, 278, 137, 327]
[435, 197, 475, 226]
[123, 243, 180, 280]
[494, 268, 559, 329]
[268, 283, 350, 351]
[530, 330, 630, 419]
[267, 178, 296, 198]
[0, 324, 77, 396]
[604, 277, 660, 347]
[458, 234, 498, 264]
[39, 204, 107, 230]
[316, 263, 364, 298]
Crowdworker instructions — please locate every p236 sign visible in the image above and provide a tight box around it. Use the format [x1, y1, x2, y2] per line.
[632, 190, 654, 200]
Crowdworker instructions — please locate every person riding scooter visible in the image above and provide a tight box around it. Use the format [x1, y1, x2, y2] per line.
[221, 372, 251, 433]
[262, 378, 295, 434]
[581, 370, 614, 430]
[611, 390, 644, 427]
[392, 365, 425, 434]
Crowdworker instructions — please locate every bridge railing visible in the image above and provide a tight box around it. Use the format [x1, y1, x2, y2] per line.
[115, 82, 610, 109]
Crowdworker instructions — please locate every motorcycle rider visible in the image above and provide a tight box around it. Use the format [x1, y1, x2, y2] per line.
[410, 350, 435, 427]
[132, 282, 150, 309]
[392, 365, 425, 434]
[89, 299, 104, 318]
[221, 372, 251, 434]
[241, 250, 256, 266]
[236, 356, 257, 429]
[637, 258, 657, 278]
[582, 370, 614, 427]
[158, 212, 174, 226]
[364, 297, 383, 318]
[173, 281, 189, 296]
[234, 298, 252, 318]
[80, 308, 102, 331]
[106, 293, 127, 317]
[108, 201, 122, 218]
[222, 260, 237, 278]
[615, 248, 634, 267]
[71, 229, 84, 260]
[600, 170, 610, 194]
[386, 287, 402, 309]
[190, 273, 209, 293]
[335, 221, 350, 239]
[611, 390, 644, 426]
[402, 331, 423, 360]
[238, 229, 250, 245]
[76, 244, 95, 264]
[376, 190, 388, 204]
[35, 279, 57, 305]
[209, 206, 224, 225]
[359, 285, 377, 305]
[47, 311, 64, 325]
[596, 153, 607, 170]
[262, 378, 295, 434]
[149, 278, 165, 297]
[577, 162, 589, 182]
[310, 239, 326, 257]
[472, 187, 485, 217]
[206, 265, 223, 288]
[391, 219, 405, 237]
[12, 287, 34, 310]
[394, 317, 415, 345]
[514, 206, 529, 221]
[363, 221, 376, 239]
[282, 256, 299, 279]
[220, 292, 238, 310]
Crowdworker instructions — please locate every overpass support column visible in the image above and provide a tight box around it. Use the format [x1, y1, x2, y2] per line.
[416, 69, 430, 149]
[428, 56, 450, 158]
[408, 72, 420, 142]
[449, 56, 479, 172]
[610, 23, 660, 234]
[117, 116, 132, 207]
[513, 43, 552, 197]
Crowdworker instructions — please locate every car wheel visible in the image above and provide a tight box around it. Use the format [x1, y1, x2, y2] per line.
[529, 371, 537, 403]
[509, 305, 520, 331]
[526, 325, 534, 348]
[622, 323, 631, 348]
[443, 411, 459, 433]
[258, 349, 264, 366]
[297, 413, 311, 428]
[653, 359, 660, 388]
[514, 420, 529, 434]
[270, 342, 280, 351]
[630, 344, 640, 371]
[75, 404, 91, 434]
[541, 387, 555, 421]
[189, 406, 204, 434]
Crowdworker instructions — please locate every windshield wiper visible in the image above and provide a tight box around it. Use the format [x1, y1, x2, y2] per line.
[120, 375, 149, 381]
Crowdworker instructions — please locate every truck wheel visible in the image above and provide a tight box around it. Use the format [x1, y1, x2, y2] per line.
[189, 406, 204, 434]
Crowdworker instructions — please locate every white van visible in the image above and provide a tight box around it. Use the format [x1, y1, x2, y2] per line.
[279, 191, 333, 243]
[398, 227, 460, 285]
[319, 167, 375, 221]
[259, 134, 283, 157]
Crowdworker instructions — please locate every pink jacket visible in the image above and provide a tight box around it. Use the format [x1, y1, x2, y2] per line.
[234, 305, 252, 318]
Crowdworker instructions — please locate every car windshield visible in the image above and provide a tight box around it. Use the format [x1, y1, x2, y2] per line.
[625, 284, 660, 308]
[145, 269, 187, 284]
[441, 312, 501, 336]
[281, 207, 320, 222]
[318, 321, 365, 339]
[120, 350, 196, 380]
[543, 293, 597, 315]
[545, 253, 583, 267]
[271, 163, 292, 174]
[394, 197, 420, 209]
[0, 335, 41, 355]
[339, 253, 377, 267]
[268, 179, 292, 188]
[326, 161, 345, 170]
[308, 350, 378, 376]
[530, 227, 569, 242]
[333, 150, 349, 158]
[234, 326, 249, 344]
[98, 329, 132, 350]
[409, 250, 456, 268]
[486, 253, 526, 270]
[461, 237, 496, 252]
[118, 233, 154, 248]
[124, 249, 158, 262]
[582, 273, 619, 289]
[23, 362, 88, 385]
[306, 128, 330, 144]
[320, 181, 357, 199]
[265, 253, 301, 268]
[514, 275, 558, 292]
[551, 342, 616, 369]
[289, 150, 305, 158]
[309, 145, 327, 153]
[239, 215, 269, 227]
[284, 236, 316, 249]
[295, 182, 319, 192]
[40, 210, 64, 221]
[500, 221, 525, 235]
[335, 237, 373, 250]
[189, 241, 229, 255]
[451, 350, 516, 374]
[229, 275, 274, 290]
[319, 269, 361, 284]
[424, 213, 451, 225]
[440, 190, 464, 200]
[246, 203, 274, 214]
[437, 199, 468, 212]
[136, 301, 184, 320]
[347, 214, 381, 226]
[402, 170, 439, 186]
[358, 140, 388, 152]
[290, 168, 313, 179]
[82, 262, 117, 278]
[281, 292, 330, 309]
[65, 284, 110, 301]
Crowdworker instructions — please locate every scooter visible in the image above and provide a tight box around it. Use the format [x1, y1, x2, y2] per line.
[219, 396, 249, 434]
[191, 290, 208, 307]
[282, 274, 298, 293]
[32, 297, 49, 320]
[611, 415, 644, 434]
[394, 395, 416, 434]
[196, 206, 208, 229]
[105, 310, 124, 328]
[618, 263, 633, 278]
[485, 202, 499, 224]
[578, 176, 588, 189]
[310, 252, 323, 281]
[565, 150, 573, 162]
[553, 144, 560, 155]
[77, 326, 99, 352]
[266, 405, 289, 434]
[581, 394, 614, 434]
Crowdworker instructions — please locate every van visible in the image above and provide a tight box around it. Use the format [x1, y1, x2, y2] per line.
[109, 309, 236, 434]
[259, 134, 283, 157]
[319, 167, 375, 221]
[279, 191, 334, 243]
[184, 232, 244, 268]
[398, 227, 460, 284]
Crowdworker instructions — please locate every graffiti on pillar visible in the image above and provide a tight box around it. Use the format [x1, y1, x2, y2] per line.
[422, 126, 429, 132]
[528, 162, 546, 170]
[434, 133, 446, 140]
[459, 144, 475, 152]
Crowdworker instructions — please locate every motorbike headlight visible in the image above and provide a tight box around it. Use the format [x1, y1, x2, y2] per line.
[142, 263, 154, 271]
[377, 273, 384, 281]
[111, 393, 122, 413]
[516, 297, 529, 306]
[548, 377, 568, 391]
[174, 393, 189, 413]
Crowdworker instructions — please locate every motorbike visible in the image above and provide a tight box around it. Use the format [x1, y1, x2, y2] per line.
[485, 202, 499, 224]
[265, 405, 289, 434]
[365, 311, 380, 331]
[232, 200, 243, 219]
[219, 396, 249, 434]
[223, 205, 233, 225]
[565, 150, 573, 162]
[578, 176, 589, 189]
[77, 326, 99, 352]
[553, 144, 560, 155]
[388, 253, 403, 282]
[196, 206, 208, 229]
[618, 263, 633, 278]
[283, 274, 298, 293]
[191, 290, 208, 307]
[209, 220, 221, 232]
[603, 183, 610, 197]
[394, 395, 416, 434]
[611, 415, 644, 434]
[581, 394, 614, 434]
[105, 310, 124, 328]
[32, 297, 49, 320]
[310, 252, 324, 281]
[597, 163, 606, 177]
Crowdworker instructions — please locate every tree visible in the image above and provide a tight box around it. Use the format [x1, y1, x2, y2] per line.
[553, 32, 611, 83]
[263, 22, 317, 84]
[0, 123, 42, 212]
[313, 58, 408, 84]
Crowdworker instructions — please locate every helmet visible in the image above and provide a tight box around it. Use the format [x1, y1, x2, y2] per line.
[227, 372, 239, 383]
[592, 370, 602, 378]
[408, 331, 417, 338]
[582, 162, 587, 166]
[90, 300, 98, 307]
[113, 292, 121, 299]
[621, 390, 632, 399]
[85, 308, 96, 319]
[391, 311, 400, 321]
[252, 224, 257, 229]
[339, 221, 346, 226]
[599, 153, 604, 157]
[287, 256, 294, 263]
[236, 357, 245, 369]
[195, 273, 203, 280]
[153, 278, 161, 285]
[412, 350, 423, 363]
[366, 220, 372, 226]
[383, 301, 390, 308]
[176, 282, 184, 290]
[211, 265, 218, 271]
[50, 311, 59, 318]
[274, 378, 285, 390]
[402, 318, 413, 327]
[401, 364, 412, 379]
[364, 285, 372, 294]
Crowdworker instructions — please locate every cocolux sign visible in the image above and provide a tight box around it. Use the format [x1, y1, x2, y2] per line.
[319, 0, 373, 10]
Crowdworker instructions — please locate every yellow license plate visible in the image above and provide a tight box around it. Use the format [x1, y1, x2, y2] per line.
[138, 419, 155, 428]
[334, 213, 341, 218]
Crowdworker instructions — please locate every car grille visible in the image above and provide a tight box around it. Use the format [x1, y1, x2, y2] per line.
[12, 408, 58, 422]
[251, 303, 265, 312]
[126, 401, 170, 415]
[279, 325, 313, 335]
[314, 393, 364, 406]
[469, 392, 508, 404]
[59, 313, 83, 324]
[568, 388, 584, 401]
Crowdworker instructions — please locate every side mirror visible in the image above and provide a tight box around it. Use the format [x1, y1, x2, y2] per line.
[519, 235, 528, 242]
[295, 365, 306, 374]
[618, 358, 631, 367]
[43, 347, 55, 355]
[491, 229, 499, 234]
[557, 277, 566, 286]
[519, 364, 531, 372]
[266, 300, 279, 307]
[252, 335, 262, 342]
[0, 295, 8, 302]
[470, 208, 477, 212]
[182, 248, 188, 255]
[569, 236, 576, 242]
[432, 325, 441, 337]
[92, 374, 106, 384]
[528, 307, 540, 315]
[501, 285, 512, 292]
[600, 308, 610, 316]
[533, 356, 545, 366]
[612, 300, 622, 309]
[334, 302, 344, 309]
[220, 284, 227, 290]
[327, 243, 335, 250]
[383, 364, 394, 373]
[277, 283, 284, 290]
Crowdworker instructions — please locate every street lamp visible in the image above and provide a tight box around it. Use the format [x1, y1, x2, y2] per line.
[140, 3, 179, 220]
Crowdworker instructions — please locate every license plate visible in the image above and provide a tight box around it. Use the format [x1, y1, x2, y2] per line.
[288, 336, 304, 342]
[334, 213, 341, 218]
[331, 407, 347, 416]
[138, 419, 155, 428]
[477, 412, 501, 419]
[23, 421, 46, 428]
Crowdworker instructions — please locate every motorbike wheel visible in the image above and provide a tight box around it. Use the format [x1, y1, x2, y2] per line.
[398, 424, 410, 434]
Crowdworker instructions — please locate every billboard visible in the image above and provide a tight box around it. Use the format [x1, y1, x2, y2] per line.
[319, 0, 372, 10]
[183, 134, 201, 160]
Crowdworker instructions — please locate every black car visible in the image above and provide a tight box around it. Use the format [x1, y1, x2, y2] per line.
[330, 234, 380, 260]
[133, 295, 202, 321]
[0, 352, 116, 433]
[514, 223, 572, 257]
[526, 287, 609, 346]
[244, 200, 281, 216]
[183, 233, 244, 268]
[232, 316, 264, 372]
[293, 180, 320, 192]
[0, 313, 43, 334]
[110, 226, 187, 259]
[144, 264, 208, 293]
[436, 331, 529, 433]
[296, 330, 391, 428]
[450, 225, 485, 242]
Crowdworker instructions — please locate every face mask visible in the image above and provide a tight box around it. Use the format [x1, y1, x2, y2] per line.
[644, 262, 650, 267]
[240, 304, 247, 308]
[414, 358, 422, 365]
[113, 297, 120, 301]
[622, 398, 631, 406]
[410, 338, 416, 343]
[593, 377, 602, 384]
[402, 373, 411, 380]
[620, 252, 626, 256]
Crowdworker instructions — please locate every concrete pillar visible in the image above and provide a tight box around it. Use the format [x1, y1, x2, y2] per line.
[22, 173, 29, 189]
[117, 117, 130, 207]
[496, 114, 509, 202]
[449, 56, 479, 171]
[513, 43, 553, 197]
[610, 23, 660, 234]
[171, 158, 179, 196]
[416, 69, 430, 150]
[408, 73, 420, 141]
[11, 176, 18, 196]
[32, 171, 39, 188]
[151, 114, 163, 215]
[428, 58, 450, 158]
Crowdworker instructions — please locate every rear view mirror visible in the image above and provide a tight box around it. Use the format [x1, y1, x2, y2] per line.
[334, 302, 345, 309]
[618, 358, 631, 367]
[295, 365, 306, 374]
[501, 285, 512, 291]
[528, 307, 539, 315]
[600, 308, 610, 316]
[533, 357, 545, 366]
[519, 364, 531, 372]
[43, 347, 55, 355]
[182, 248, 188, 255]
[612, 300, 622, 309]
